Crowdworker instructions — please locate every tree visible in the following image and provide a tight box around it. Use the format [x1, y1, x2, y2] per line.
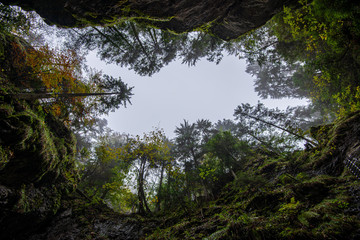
[270, 0, 360, 115]
[5, 42, 133, 127]
[0, 4, 32, 38]
[173, 119, 218, 203]
[246, 61, 310, 99]
[206, 131, 249, 179]
[64, 22, 230, 76]
[117, 130, 173, 215]
[78, 132, 132, 204]
[174, 119, 215, 169]
[234, 103, 318, 151]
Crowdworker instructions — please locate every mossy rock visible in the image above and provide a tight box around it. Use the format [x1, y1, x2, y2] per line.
[292, 181, 329, 205]
[0, 98, 79, 239]
[0, 101, 77, 187]
[308, 111, 360, 176]
[245, 192, 283, 213]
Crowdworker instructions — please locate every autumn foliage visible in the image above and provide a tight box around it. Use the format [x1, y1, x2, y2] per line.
[6, 38, 132, 127]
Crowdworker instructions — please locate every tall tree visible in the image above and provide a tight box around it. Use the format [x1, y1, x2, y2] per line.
[79, 132, 132, 203]
[234, 103, 318, 151]
[117, 130, 173, 215]
[246, 61, 310, 99]
[173, 119, 216, 202]
[206, 131, 249, 179]
[64, 22, 229, 76]
[270, 0, 360, 115]
[5, 41, 133, 127]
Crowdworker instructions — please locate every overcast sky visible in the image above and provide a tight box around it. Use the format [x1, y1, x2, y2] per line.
[87, 52, 308, 139]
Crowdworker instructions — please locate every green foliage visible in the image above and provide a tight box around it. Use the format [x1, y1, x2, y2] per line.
[144, 113, 360, 240]
[332, 199, 349, 209]
[0, 4, 31, 59]
[279, 197, 301, 214]
[199, 155, 219, 181]
[0, 145, 11, 171]
[296, 172, 309, 181]
[80, 130, 175, 214]
[234, 102, 317, 151]
[65, 22, 228, 76]
[333, 85, 360, 116]
[0, 4, 31, 34]
[206, 131, 248, 171]
[272, 0, 360, 115]
[297, 210, 320, 227]
[278, 173, 298, 185]
[231, 172, 267, 193]
[3, 2, 360, 239]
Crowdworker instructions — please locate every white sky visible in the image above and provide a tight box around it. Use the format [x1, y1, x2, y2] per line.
[87, 52, 308, 139]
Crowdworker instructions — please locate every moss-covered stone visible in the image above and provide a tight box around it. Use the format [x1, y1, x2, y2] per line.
[2, 0, 299, 40]
[0, 101, 77, 186]
[0, 95, 79, 239]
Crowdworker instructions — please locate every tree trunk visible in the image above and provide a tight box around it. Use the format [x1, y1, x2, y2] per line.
[9, 91, 120, 100]
[246, 131, 281, 156]
[137, 157, 151, 215]
[137, 158, 146, 215]
[240, 112, 318, 146]
[110, 26, 133, 49]
[92, 26, 124, 52]
[155, 161, 165, 212]
[129, 22, 151, 61]
[164, 166, 171, 209]
[230, 168, 237, 180]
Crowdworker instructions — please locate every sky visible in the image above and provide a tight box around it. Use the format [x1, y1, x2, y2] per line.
[87, 52, 308, 139]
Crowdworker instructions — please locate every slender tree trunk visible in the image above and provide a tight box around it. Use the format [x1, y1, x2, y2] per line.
[137, 159, 146, 215]
[110, 26, 133, 49]
[239, 112, 317, 146]
[142, 188, 151, 213]
[147, 28, 158, 48]
[246, 130, 281, 155]
[129, 22, 151, 61]
[155, 161, 165, 212]
[137, 157, 151, 215]
[191, 148, 198, 168]
[230, 169, 237, 180]
[165, 166, 171, 209]
[10, 91, 120, 100]
[92, 26, 124, 52]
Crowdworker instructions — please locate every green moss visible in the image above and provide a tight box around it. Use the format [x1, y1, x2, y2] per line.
[0, 103, 14, 115]
[298, 210, 321, 227]
[278, 173, 298, 185]
[0, 145, 11, 171]
[15, 185, 31, 213]
[0, 97, 79, 186]
[313, 215, 359, 238]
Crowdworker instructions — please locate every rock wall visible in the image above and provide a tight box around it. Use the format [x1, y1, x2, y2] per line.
[2, 0, 298, 40]
[27, 197, 151, 240]
[0, 97, 79, 239]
